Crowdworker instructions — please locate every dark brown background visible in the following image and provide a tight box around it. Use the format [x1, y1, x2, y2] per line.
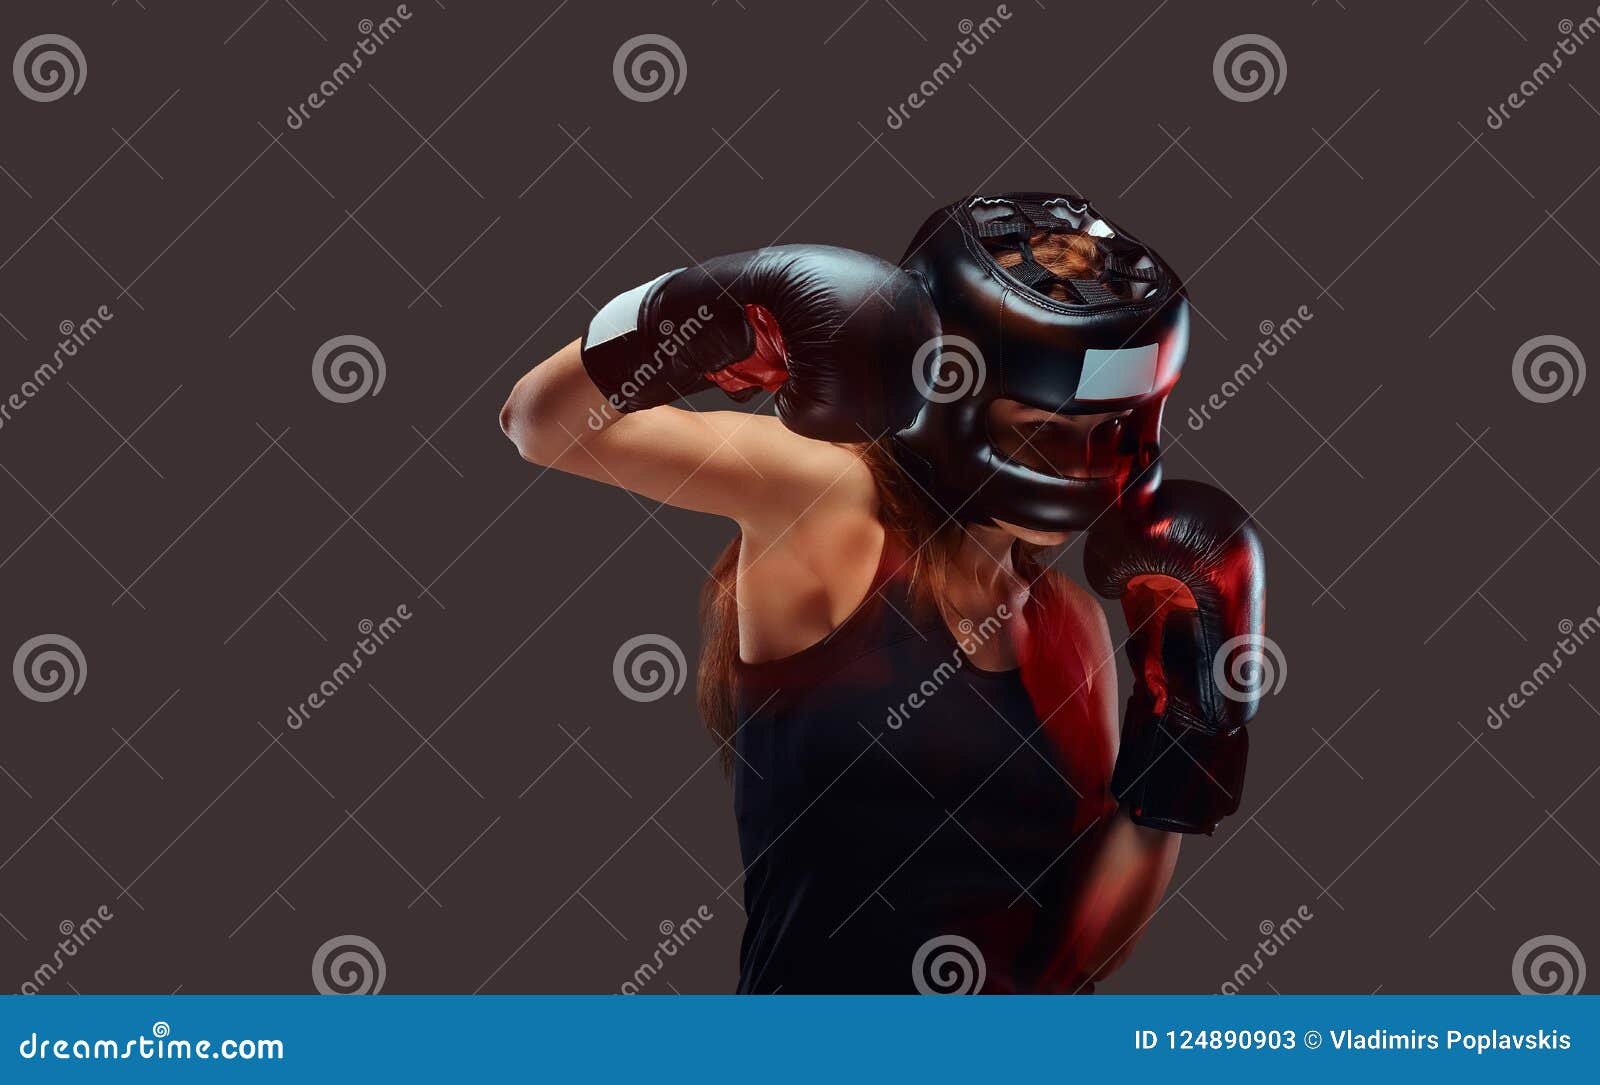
[1, 0, 1596, 994]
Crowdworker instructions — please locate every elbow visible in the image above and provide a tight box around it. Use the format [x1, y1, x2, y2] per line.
[499, 377, 570, 466]
[497, 390, 540, 463]
[498, 398, 518, 444]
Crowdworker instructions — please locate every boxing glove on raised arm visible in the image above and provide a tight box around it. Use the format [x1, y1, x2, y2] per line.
[1084, 480, 1267, 834]
[580, 245, 937, 442]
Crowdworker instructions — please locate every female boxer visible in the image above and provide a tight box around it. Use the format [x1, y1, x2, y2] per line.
[500, 196, 1263, 992]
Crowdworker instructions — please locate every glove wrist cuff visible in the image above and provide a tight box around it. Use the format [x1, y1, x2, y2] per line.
[1111, 700, 1248, 835]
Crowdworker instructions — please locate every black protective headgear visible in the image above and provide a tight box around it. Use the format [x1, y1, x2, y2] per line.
[892, 192, 1189, 532]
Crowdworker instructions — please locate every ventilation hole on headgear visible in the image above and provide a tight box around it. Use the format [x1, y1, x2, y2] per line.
[991, 230, 1105, 297]
[969, 201, 1019, 227]
[1041, 201, 1082, 229]
[1125, 256, 1157, 300]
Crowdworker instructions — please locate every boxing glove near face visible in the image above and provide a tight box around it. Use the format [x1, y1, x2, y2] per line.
[580, 245, 938, 442]
[1084, 480, 1267, 834]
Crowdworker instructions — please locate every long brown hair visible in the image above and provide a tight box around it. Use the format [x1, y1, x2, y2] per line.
[696, 226, 1101, 769]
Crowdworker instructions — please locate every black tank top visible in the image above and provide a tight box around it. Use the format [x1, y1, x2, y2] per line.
[731, 535, 1115, 993]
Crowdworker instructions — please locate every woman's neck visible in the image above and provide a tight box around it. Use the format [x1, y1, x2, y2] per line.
[953, 524, 1020, 597]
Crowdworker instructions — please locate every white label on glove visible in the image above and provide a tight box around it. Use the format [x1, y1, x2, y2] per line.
[585, 269, 682, 349]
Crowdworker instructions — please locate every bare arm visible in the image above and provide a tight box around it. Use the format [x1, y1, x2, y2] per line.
[1057, 809, 1182, 988]
[1047, 580, 1183, 988]
[500, 340, 884, 662]
[499, 339, 873, 530]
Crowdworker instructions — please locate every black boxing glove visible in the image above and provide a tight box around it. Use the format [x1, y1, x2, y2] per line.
[1083, 480, 1267, 834]
[580, 245, 937, 442]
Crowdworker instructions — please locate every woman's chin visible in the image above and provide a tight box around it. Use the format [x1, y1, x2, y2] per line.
[992, 519, 1072, 547]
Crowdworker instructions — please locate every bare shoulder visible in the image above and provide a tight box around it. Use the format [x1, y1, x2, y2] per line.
[734, 505, 885, 665]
